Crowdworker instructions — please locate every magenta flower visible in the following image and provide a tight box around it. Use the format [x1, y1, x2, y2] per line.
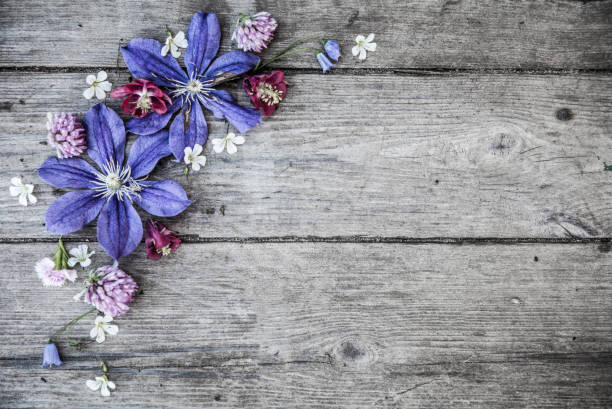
[110, 79, 172, 118]
[242, 71, 287, 116]
[38, 103, 191, 260]
[83, 265, 139, 317]
[145, 219, 181, 260]
[46, 113, 87, 158]
[232, 12, 278, 53]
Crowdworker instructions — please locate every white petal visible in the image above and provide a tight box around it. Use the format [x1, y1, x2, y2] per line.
[27, 193, 37, 204]
[226, 132, 235, 139]
[102, 314, 113, 323]
[104, 324, 119, 335]
[364, 42, 377, 52]
[196, 156, 207, 166]
[100, 383, 110, 396]
[359, 48, 367, 60]
[352, 45, 360, 56]
[68, 257, 78, 267]
[191, 162, 201, 171]
[9, 186, 21, 196]
[18, 193, 28, 206]
[183, 146, 192, 157]
[365, 33, 375, 43]
[227, 141, 237, 154]
[232, 135, 245, 145]
[83, 87, 95, 99]
[10, 177, 22, 187]
[94, 86, 106, 100]
[355, 34, 365, 43]
[174, 31, 187, 46]
[90, 326, 99, 339]
[69, 247, 81, 257]
[81, 258, 92, 267]
[96, 71, 108, 82]
[107, 381, 116, 390]
[212, 139, 225, 153]
[86, 380, 100, 391]
[96, 330, 106, 343]
[170, 44, 181, 58]
[86, 75, 96, 85]
[99, 81, 112, 92]
[161, 44, 169, 57]
[192, 144, 203, 156]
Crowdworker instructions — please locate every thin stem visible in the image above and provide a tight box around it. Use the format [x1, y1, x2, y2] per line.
[255, 47, 322, 72]
[252, 35, 323, 73]
[48, 307, 97, 346]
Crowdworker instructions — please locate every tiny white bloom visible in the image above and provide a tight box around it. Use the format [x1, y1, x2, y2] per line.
[83, 71, 112, 100]
[10, 177, 36, 206]
[211, 132, 245, 155]
[183, 144, 207, 171]
[86, 376, 116, 397]
[161, 31, 188, 58]
[90, 314, 119, 343]
[68, 244, 95, 268]
[352, 33, 377, 60]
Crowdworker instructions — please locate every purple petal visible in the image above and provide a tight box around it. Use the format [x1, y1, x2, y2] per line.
[168, 102, 208, 161]
[45, 190, 105, 235]
[38, 157, 98, 189]
[136, 180, 191, 217]
[127, 130, 171, 179]
[83, 104, 126, 169]
[97, 197, 143, 260]
[185, 11, 220, 77]
[204, 50, 260, 78]
[201, 90, 261, 133]
[126, 97, 182, 135]
[121, 38, 188, 87]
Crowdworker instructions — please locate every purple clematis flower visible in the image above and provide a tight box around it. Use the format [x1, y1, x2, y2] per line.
[38, 103, 191, 260]
[120, 11, 262, 161]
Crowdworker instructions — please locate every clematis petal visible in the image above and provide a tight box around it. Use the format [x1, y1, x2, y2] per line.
[136, 180, 191, 217]
[201, 90, 261, 133]
[126, 97, 182, 136]
[126, 130, 171, 179]
[204, 50, 260, 78]
[97, 197, 143, 260]
[83, 103, 126, 169]
[45, 190, 106, 235]
[121, 38, 188, 87]
[38, 157, 99, 189]
[169, 102, 208, 161]
[184, 11, 221, 77]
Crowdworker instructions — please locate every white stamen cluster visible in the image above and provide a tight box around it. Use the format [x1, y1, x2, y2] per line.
[168, 72, 216, 106]
[91, 161, 144, 202]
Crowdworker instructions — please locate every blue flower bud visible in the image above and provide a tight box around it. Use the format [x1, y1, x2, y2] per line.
[316, 52, 335, 73]
[323, 40, 341, 61]
[42, 343, 62, 367]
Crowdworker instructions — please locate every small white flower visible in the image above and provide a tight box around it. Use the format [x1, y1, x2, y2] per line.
[352, 33, 377, 60]
[212, 132, 245, 155]
[68, 244, 95, 268]
[83, 71, 112, 100]
[183, 144, 207, 171]
[86, 376, 116, 397]
[10, 177, 36, 206]
[90, 314, 119, 343]
[161, 31, 188, 58]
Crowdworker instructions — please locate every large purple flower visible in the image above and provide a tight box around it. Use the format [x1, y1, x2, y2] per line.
[120, 11, 262, 161]
[38, 103, 191, 260]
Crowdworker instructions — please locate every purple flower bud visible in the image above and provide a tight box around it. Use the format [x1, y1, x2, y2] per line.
[316, 52, 335, 73]
[42, 343, 62, 367]
[231, 12, 278, 53]
[46, 113, 87, 159]
[84, 265, 139, 317]
[323, 40, 341, 61]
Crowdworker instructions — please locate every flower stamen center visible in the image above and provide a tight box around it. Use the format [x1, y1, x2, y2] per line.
[91, 161, 145, 202]
[186, 80, 203, 94]
[136, 90, 152, 113]
[257, 83, 283, 106]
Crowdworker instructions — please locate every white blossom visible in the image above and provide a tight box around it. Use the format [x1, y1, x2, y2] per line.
[86, 376, 116, 397]
[161, 31, 188, 58]
[10, 177, 36, 206]
[352, 33, 377, 60]
[211, 132, 245, 155]
[90, 314, 119, 343]
[183, 144, 207, 171]
[83, 71, 112, 100]
[68, 244, 94, 267]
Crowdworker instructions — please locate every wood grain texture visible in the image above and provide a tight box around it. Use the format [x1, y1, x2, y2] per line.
[1, 0, 611, 69]
[1, 72, 611, 238]
[1, 242, 611, 408]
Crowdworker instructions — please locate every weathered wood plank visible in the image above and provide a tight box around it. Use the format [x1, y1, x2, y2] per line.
[1, 242, 611, 408]
[1, 72, 611, 238]
[1, 0, 611, 69]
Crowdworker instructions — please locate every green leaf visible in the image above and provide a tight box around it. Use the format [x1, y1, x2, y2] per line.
[53, 238, 69, 270]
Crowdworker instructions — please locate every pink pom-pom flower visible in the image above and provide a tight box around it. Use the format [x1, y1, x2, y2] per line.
[46, 113, 87, 159]
[82, 265, 139, 317]
[231, 12, 278, 53]
[110, 79, 172, 118]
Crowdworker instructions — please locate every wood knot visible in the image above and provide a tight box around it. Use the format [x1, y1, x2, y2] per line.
[555, 108, 573, 121]
[332, 337, 377, 368]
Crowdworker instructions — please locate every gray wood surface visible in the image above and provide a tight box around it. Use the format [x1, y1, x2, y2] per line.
[1, 242, 612, 408]
[1, 0, 611, 407]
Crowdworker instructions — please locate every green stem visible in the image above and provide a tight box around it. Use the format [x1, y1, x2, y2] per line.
[255, 47, 322, 72]
[252, 35, 323, 73]
[48, 307, 97, 347]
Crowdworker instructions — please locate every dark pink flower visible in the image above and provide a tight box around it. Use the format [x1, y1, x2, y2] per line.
[242, 71, 287, 116]
[110, 79, 171, 118]
[145, 220, 181, 260]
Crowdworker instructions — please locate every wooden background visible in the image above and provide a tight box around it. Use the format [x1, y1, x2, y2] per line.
[1, 0, 611, 407]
